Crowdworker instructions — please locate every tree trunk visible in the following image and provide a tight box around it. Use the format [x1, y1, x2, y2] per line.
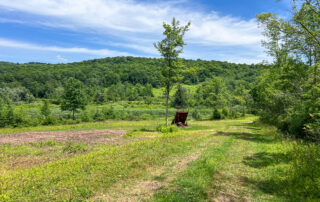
[72, 110, 75, 120]
[166, 92, 169, 126]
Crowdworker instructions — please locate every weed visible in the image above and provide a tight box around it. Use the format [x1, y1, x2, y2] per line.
[62, 141, 87, 153]
[124, 130, 141, 137]
[139, 127, 154, 132]
[156, 125, 178, 133]
[30, 140, 57, 148]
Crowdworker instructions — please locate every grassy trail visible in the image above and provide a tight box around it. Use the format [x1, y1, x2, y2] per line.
[0, 117, 319, 201]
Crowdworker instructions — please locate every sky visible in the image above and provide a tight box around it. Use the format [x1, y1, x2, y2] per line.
[0, 0, 291, 64]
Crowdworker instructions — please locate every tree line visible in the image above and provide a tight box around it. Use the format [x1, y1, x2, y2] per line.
[0, 57, 265, 103]
[253, 0, 320, 140]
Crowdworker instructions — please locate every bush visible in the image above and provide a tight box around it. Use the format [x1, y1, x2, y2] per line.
[304, 114, 320, 141]
[212, 109, 222, 120]
[140, 113, 152, 120]
[192, 109, 201, 120]
[93, 110, 105, 121]
[124, 130, 142, 137]
[286, 142, 320, 198]
[222, 108, 229, 118]
[80, 111, 91, 122]
[62, 141, 87, 153]
[156, 125, 178, 133]
[31, 140, 57, 147]
[42, 116, 57, 126]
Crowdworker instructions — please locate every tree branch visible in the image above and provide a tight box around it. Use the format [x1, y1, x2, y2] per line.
[297, 20, 320, 47]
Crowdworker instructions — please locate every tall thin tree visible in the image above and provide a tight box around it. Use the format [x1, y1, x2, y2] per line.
[154, 17, 190, 126]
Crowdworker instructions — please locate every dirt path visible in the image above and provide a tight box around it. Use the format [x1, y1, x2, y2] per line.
[0, 130, 126, 145]
[91, 152, 203, 201]
[211, 138, 253, 201]
[91, 133, 222, 201]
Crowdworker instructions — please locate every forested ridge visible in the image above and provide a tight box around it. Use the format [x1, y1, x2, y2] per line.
[0, 56, 267, 130]
[0, 57, 265, 100]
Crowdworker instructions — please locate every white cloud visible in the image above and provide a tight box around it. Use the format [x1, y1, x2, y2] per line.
[56, 55, 68, 62]
[0, 38, 131, 56]
[0, 0, 270, 63]
[0, 0, 263, 46]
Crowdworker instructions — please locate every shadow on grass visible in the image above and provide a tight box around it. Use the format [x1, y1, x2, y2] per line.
[240, 152, 293, 199]
[215, 131, 277, 144]
[240, 176, 291, 199]
[181, 125, 212, 131]
[242, 167, 320, 200]
[243, 152, 290, 168]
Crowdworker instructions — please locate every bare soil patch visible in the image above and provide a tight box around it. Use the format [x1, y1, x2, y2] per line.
[0, 130, 126, 145]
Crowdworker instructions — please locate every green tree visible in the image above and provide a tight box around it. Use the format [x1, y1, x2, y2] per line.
[256, 13, 289, 75]
[171, 84, 191, 109]
[292, 0, 320, 84]
[106, 85, 119, 102]
[154, 17, 191, 126]
[61, 78, 87, 120]
[196, 77, 229, 110]
[41, 100, 51, 117]
[94, 89, 106, 104]
[5, 102, 14, 126]
[143, 83, 154, 97]
[0, 98, 4, 127]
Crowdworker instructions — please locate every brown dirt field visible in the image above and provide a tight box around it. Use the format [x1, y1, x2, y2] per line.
[0, 130, 126, 145]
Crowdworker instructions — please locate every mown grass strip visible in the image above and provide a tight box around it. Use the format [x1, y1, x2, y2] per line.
[152, 136, 235, 201]
[0, 132, 214, 201]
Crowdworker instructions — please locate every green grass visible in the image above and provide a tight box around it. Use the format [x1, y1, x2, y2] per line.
[153, 137, 235, 201]
[0, 117, 319, 201]
[0, 131, 217, 200]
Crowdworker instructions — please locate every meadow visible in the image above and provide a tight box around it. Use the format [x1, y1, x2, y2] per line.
[0, 116, 319, 201]
[1, 0, 320, 200]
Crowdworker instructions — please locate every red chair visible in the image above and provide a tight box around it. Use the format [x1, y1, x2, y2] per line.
[171, 110, 189, 127]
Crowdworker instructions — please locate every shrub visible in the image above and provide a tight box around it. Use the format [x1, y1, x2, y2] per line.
[156, 125, 178, 133]
[44, 140, 57, 146]
[31, 140, 57, 147]
[62, 141, 87, 153]
[140, 113, 152, 120]
[124, 130, 141, 137]
[80, 110, 91, 122]
[93, 110, 104, 121]
[222, 108, 229, 118]
[286, 142, 320, 198]
[192, 109, 201, 120]
[212, 109, 222, 120]
[42, 116, 57, 126]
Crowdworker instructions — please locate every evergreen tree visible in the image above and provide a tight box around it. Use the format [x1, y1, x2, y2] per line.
[171, 84, 190, 109]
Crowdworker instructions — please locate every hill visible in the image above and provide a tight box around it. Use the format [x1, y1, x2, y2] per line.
[0, 57, 266, 100]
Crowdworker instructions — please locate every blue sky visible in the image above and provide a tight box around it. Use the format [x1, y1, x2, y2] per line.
[0, 0, 291, 64]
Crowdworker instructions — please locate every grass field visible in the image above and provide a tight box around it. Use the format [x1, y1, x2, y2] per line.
[0, 116, 319, 201]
